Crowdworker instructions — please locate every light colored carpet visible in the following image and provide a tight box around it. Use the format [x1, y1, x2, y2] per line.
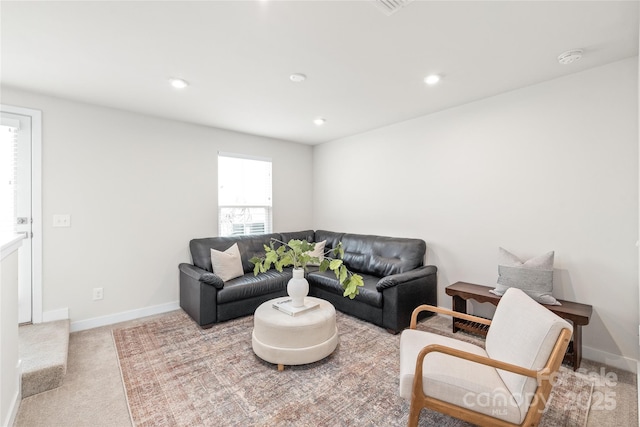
[15, 317, 138, 427]
[14, 309, 637, 427]
[19, 319, 70, 398]
[113, 310, 592, 426]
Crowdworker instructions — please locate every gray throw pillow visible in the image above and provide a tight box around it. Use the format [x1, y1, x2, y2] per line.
[490, 247, 560, 306]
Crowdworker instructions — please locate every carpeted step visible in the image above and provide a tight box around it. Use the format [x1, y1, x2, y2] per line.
[19, 319, 70, 398]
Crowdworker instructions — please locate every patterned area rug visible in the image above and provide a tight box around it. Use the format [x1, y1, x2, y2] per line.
[113, 310, 593, 426]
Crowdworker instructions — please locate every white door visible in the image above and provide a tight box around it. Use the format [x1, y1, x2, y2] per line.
[1, 111, 33, 324]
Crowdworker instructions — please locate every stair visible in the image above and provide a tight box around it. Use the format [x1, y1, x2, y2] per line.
[18, 319, 70, 398]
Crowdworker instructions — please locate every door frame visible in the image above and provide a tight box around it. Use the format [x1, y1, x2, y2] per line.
[1, 104, 42, 324]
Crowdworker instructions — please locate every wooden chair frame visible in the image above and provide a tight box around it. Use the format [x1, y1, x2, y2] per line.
[407, 305, 573, 427]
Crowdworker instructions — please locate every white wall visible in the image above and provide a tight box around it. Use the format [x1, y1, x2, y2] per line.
[314, 57, 639, 368]
[2, 58, 637, 367]
[1, 88, 314, 329]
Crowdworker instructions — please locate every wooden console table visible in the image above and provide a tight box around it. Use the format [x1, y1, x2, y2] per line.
[445, 281, 592, 370]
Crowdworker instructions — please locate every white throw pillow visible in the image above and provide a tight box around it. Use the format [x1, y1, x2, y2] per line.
[210, 243, 244, 282]
[306, 240, 326, 266]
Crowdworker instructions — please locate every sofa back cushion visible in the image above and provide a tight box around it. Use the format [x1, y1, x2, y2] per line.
[315, 230, 346, 254]
[341, 233, 425, 277]
[190, 230, 426, 278]
[190, 233, 282, 273]
[279, 230, 316, 244]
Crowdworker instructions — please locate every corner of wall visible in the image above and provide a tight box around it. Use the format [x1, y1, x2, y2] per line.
[583, 345, 638, 374]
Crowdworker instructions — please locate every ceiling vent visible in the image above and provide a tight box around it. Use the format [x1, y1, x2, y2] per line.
[372, 0, 415, 16]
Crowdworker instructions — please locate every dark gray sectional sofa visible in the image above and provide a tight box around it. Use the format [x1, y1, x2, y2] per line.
[178, 229, 437, 333]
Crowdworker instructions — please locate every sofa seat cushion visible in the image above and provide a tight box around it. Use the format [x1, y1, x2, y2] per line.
[307, 270, 382, 308]
[217, 270, 290, 304]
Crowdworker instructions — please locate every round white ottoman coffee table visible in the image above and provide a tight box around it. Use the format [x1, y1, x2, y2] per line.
[252, 296, 338, 371]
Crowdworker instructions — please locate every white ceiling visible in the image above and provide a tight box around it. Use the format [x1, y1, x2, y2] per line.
[1, 1, 638, 145]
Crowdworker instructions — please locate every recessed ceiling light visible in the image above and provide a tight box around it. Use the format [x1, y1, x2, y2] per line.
[557, 49, 583, 65]
[424, 74, 441, 86]
[313, 117, 326, 126]
[290, 73, 307, 83]
[169, 78, 189, 89]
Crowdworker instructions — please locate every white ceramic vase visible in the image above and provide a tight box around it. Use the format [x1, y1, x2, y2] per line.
[287, 268, 309, 307]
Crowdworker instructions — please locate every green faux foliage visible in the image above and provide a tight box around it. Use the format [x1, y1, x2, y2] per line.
[249, 238, 364, 299]
[250, 239, 317, 273]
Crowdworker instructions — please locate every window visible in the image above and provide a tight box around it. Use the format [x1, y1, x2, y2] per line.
[218, 152, 272, 236]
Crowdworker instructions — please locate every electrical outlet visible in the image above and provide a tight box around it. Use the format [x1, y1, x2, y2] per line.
[93, 287, 103, 300]
[53, 214, 71, 227]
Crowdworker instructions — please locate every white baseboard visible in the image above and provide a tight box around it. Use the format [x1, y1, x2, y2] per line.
[42, 307, 69, 322]
[3, 360, 22, 427]
[69, 301, 180, 332]
[4, 387, 21, 427]
[583, 345, 638, 373]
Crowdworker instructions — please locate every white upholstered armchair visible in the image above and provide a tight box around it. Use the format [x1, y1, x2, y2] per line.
[399, 287, 573, 427]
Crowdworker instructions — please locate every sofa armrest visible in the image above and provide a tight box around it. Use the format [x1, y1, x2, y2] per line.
[179, 263, 224, 289]
[179, 263, 219, 327]
[379, 265, 437, 333]
[376, 265, 437, 291]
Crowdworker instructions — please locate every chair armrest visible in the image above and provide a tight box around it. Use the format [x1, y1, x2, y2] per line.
[410, 305, 492, 329]
[376, 265, 437, 291]
[417, 343, 539, 379]
[178, 263, 224, 289]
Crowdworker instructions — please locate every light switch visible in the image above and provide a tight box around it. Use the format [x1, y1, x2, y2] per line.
[53, 214, 71, 227]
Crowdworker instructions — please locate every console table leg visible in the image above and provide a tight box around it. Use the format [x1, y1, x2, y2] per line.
[573, 325, 582, 371]
[451, 295, 467, 333]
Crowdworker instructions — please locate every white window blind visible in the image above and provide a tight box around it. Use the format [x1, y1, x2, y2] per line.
[0, 119, 19, 235]
[218, 152, 272, 237]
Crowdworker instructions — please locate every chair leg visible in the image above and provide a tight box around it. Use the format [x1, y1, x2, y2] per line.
[408, 402, 421, 427]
